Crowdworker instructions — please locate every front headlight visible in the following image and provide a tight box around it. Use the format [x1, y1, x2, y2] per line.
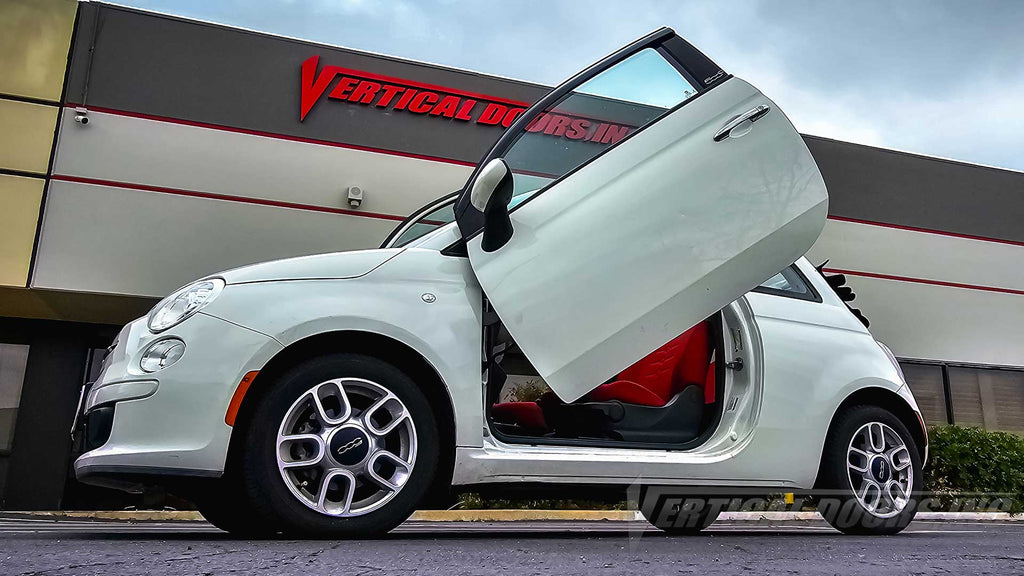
[148, 278, 225, 332]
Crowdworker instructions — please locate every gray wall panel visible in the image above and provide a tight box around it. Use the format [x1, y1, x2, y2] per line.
[52, 108, 472, 218]
[34, 180, 396, 297]
[65, 4, 548, 165]
[805, 136, 1024, 245]
[64, 4, 1024, 245]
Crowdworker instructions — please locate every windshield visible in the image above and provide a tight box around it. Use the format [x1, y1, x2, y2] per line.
[386, 198, 457, 248]
[384, 188, 541, 249]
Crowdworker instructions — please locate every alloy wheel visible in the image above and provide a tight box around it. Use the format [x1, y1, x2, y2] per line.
[846, 421, 913, 518]
[275, 378, 417, 517]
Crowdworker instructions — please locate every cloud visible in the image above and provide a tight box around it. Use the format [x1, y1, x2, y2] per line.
[119, 0, 1024, 171]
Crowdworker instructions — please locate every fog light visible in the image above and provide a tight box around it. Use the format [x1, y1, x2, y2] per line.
[140, 338, 185, 372]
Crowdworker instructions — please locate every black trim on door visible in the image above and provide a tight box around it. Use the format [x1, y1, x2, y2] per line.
[454, 27, 728, 239]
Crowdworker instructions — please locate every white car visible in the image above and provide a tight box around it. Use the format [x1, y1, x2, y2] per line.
[75, 28, 927, 537]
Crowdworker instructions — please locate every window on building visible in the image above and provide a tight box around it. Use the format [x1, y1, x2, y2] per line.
[0, 343, 30, 452]
[948, 367, 1024, 434]
[899, 362, 948, 427]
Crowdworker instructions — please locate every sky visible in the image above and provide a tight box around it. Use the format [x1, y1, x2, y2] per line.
[118, 0, 1024, 172]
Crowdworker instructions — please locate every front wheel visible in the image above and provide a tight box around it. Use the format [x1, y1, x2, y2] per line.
[817, 405, 922, 535]
[238, 353, 440, 538]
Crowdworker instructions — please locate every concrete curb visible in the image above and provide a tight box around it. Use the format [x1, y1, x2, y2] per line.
[411, 510, 639, 522]
[2, 510, 1020, 523]
[3, 510, 206, 522]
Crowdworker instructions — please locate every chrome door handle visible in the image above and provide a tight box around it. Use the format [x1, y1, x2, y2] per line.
[713, 104, 771, 142]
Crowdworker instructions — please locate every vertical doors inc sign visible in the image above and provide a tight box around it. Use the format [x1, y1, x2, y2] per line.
[299, 55, 634, 144]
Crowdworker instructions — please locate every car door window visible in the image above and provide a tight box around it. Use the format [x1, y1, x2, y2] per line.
[501, 48, 699, 201]
[752, 265, 820, 302]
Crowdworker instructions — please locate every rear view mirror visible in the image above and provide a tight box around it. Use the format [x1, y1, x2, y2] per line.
[470, 158, 514, 252]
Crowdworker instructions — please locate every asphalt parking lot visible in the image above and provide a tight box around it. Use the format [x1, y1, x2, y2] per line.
[1, 518, 1022, 575]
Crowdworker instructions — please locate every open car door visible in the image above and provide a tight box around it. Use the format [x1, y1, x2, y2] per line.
[455, 28, 828, 403]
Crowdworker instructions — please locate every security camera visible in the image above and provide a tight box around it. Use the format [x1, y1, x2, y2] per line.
[74, 107, 89, 125]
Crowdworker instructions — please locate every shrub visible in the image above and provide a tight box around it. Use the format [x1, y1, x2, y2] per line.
[924, 425, 1024, 514]
[505, 378, 549, 403]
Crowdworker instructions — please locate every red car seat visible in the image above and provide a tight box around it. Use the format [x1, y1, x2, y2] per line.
[586, 322, 712, 406]
[491, 321, 714, 432]
[491, 401, 547, 430]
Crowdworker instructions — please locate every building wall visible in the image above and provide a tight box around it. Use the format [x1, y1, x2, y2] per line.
[33, 3, 1024, 369]
[1, 0, 1023, 509]
[0, 0, 77, 288]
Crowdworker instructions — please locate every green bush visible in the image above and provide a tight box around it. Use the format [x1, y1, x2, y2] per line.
[505, 378, 549, 403]
[924, 425, 1024, 513]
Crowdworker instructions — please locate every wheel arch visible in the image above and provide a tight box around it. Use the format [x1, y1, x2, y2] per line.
[224, 329, 457, 507]
[814, 386, 927, 488]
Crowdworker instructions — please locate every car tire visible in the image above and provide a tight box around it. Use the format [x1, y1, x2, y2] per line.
[191, 476, 279, 537]
[639, 488, 721, 534]
[817, 404, 922, 535]
[238, 353, 440, 538]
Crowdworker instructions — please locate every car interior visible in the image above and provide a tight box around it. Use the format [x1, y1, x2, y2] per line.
[484, 301, 725, 448]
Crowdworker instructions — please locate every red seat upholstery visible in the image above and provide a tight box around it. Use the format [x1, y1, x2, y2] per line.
[491, 401, 547, 429]
[491, 321, 714, 429]
[586, 322, 712, 407]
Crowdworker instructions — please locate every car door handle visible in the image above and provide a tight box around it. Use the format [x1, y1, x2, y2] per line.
[713, 104, 771, 142]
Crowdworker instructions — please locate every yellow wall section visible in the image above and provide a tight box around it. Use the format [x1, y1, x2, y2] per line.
[0, 99, 59, 174]
[0, 174, 45, 287]
[0, 0, 78, 102]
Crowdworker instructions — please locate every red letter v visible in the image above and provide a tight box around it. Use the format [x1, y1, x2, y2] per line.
[300, 55, 337, 121]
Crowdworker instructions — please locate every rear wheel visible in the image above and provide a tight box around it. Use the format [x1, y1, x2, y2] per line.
[817, 405, 922, 535]
[238, 353, 439, 538]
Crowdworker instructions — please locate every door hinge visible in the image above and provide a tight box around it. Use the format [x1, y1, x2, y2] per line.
[725, 357, 744, 371]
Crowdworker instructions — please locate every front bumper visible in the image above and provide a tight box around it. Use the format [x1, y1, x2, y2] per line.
[74, 312, 282, 489]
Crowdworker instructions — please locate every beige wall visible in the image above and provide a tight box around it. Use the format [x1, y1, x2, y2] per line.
[0, 99, 59, 175]
[0, 175, 44, 287]
[0, 0, 77, 288]
[0, 0, 78, 103]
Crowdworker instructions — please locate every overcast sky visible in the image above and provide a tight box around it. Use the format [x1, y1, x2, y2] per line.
[119, 0, 1023, 172]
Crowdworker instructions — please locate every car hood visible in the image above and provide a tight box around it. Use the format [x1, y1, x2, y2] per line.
[218, 248, 403, 284]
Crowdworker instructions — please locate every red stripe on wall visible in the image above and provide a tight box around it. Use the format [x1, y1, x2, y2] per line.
[49, 174, 410, 222]
[43, 176, 1024, 297]
[823, 267, 1024, 297]
[827, 215, 1024, 249]
[65, 104, 478, 168]
[57, 106, 1024, 251]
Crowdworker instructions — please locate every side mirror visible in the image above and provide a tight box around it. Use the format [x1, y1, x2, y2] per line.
[470, 158, 514, 252]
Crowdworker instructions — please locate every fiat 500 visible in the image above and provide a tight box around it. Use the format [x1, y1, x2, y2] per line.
[75, 28, 927, 537]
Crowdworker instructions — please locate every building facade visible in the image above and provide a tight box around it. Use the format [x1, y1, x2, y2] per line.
[1, 0, 1022, 509]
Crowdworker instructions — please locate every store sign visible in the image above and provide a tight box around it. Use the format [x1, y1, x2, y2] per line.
[300, 55, 632, 144]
